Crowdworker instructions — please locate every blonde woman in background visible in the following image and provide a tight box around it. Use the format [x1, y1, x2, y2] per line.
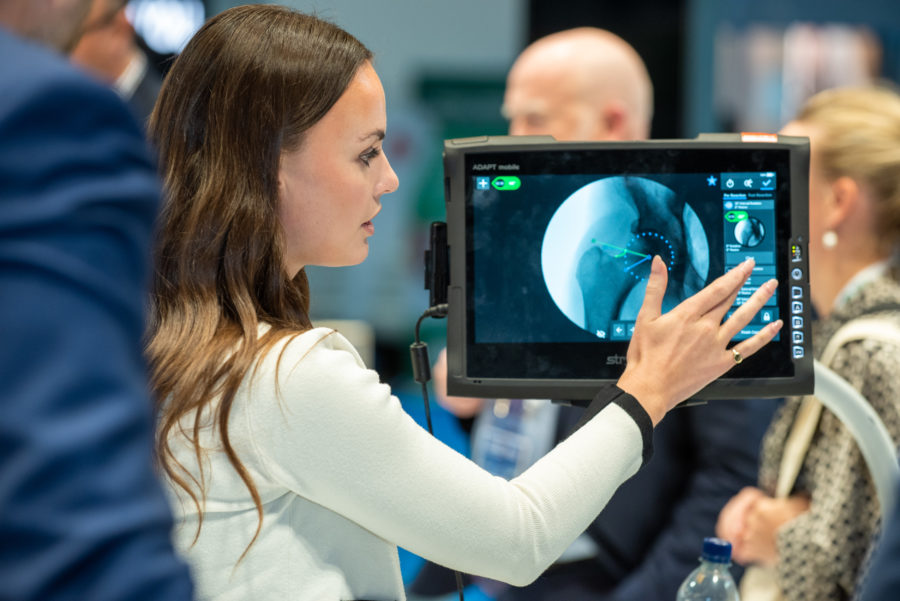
[717, 86, 900, 601]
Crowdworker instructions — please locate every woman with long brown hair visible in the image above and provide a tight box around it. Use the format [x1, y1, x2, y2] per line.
[147, 5, 781, 600]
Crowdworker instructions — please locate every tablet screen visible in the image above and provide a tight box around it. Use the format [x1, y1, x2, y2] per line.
[443, 135, 813, 400]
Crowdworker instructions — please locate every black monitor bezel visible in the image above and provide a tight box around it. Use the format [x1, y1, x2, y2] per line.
[443, 134, 813, 401]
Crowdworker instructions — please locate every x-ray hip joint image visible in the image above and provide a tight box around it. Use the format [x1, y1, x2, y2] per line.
[542, 176, 709, 337]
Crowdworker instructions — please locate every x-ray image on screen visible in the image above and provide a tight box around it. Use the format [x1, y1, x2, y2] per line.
[734, 216, 766, 247]
[541, 176, 709, 338]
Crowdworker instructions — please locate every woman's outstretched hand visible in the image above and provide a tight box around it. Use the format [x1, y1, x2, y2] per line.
[617, 256, 782, 424]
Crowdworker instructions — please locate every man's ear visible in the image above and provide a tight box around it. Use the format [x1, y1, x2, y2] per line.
[826, 176, 861, 230]
[600, 101, 629, 141]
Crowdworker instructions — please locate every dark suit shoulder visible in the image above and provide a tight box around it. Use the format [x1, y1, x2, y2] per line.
[0, 27, 142, 139]
[0, 29, 156, 242]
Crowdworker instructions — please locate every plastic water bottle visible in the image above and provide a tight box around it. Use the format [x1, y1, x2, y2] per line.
[675, 537, 740, 601]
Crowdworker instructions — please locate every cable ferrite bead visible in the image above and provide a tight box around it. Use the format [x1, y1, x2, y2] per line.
[409, 342, 432, 384]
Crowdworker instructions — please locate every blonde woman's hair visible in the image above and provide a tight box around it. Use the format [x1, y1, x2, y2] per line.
[796, 86, 900, 250]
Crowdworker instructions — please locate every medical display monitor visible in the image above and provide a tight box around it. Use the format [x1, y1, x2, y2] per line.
[442, 134, 813, 401]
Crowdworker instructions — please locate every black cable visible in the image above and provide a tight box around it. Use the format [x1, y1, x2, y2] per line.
[410, 303, 464, 601]
[455, 572, 465, 601]
[418, 378, 434, 436]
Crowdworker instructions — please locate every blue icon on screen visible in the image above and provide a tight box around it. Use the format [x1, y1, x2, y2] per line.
[476, 177, 490, 190]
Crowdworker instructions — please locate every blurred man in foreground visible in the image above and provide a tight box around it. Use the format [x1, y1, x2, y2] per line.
[0, 1, 193, 599]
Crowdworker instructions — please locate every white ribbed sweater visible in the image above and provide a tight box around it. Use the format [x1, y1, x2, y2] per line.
[166, 327, 646, 601]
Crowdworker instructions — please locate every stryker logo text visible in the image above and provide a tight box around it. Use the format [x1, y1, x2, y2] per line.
[606, 354, 628, 366]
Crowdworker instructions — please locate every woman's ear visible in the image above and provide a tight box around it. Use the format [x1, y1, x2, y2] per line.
[275, 158, 287, 201]
[824, 176, 861, 230]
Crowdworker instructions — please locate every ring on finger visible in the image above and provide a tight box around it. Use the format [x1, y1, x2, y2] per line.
[732, 347, 743, 364]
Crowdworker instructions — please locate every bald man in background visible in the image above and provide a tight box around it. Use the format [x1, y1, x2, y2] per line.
[502, 27, 652, 141]
[0, 1, 192, 599]
[411, 28, 776, 601]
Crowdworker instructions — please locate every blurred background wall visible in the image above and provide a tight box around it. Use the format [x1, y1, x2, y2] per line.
[127, 0, 900, 389]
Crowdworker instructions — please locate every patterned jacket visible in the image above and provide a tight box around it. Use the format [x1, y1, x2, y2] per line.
[757, 260, 900, 601]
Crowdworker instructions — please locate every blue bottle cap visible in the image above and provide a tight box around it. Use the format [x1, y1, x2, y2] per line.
[700, 537, 732, 563]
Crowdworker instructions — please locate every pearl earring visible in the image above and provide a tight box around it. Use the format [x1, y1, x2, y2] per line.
[822, 230, 838, 248]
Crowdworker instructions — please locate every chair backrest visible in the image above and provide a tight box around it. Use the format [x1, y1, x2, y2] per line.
[812, 317, 900, 516]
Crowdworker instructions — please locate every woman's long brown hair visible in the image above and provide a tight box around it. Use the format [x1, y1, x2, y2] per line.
[146, 4, 371, 559]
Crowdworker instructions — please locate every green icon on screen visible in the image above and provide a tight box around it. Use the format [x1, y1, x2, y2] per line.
[725, 210, 749, 223]
[492, 176, 521, 190]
